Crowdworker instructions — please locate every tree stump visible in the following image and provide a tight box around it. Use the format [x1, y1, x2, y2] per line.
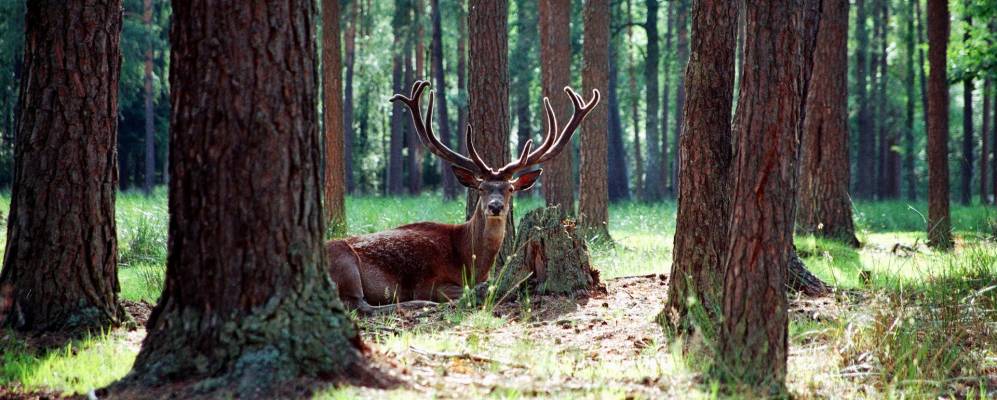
[489, 206, 603, 299]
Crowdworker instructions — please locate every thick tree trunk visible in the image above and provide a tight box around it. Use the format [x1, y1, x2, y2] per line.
[905, 0, 917, 200]
[961, 17, 974, 205]
[388, 0, 410, 195]
[797, 0, 859, 246]
[642, 0, 662, 201]
[0, 0, 125, 333]
[926, 0, 952, 249]
[344, 3, 357, 194]
[579, 0, 610, 238]
[467, 0, 516, 261]
[720, 0, 802, 389]
[116, 1, 381, 394]
[143, 0, 156, 195]
[540, 0, 575, 213]
[670, 0, 689, 198]
[432, 0, 457, 201]
[664, 0, 736, 334]
[324, 0, 347, 236]
[607, 29, 630, 202]
[854, 0, 874, 198]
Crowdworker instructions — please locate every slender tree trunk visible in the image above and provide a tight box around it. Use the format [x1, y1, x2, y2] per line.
[870, 0, 884, 199]
[388, 0, 410, 195]
[642, 0, 662, 201]
[905, 0, 917, 200]
[627, 0, 643, 201]
[467, 0, 516, 260]
[960, 17, 974, 205]
[993, 75, 997, 204]
[115, 1, 382, 393]
[671, 0, 689, 198]
[983, 79, 991, 204]
[661, 2, 673, 197]
[511, 0, 537, 200]
[411, 0, 425, 193]
[579, 0, 610, 238]
[323, 0, 347, 236]
[405, 40, 422, 195]
[0, 0, 125, 333]
[607, 22, 630, 202]
[854, 0, 874, 198]
[432, 0, 457, 201]
[926, 0, 952, 249]
[143, 0, 156, 195]
[915, 0, 929, 138]
[720, 0, 803, 389]
[540, 0, 575, 213]
[344, 2, 357, 194]
[664, 0, 736, 334]
[797, 0, 859, 246]
[456, 2, 468, 158]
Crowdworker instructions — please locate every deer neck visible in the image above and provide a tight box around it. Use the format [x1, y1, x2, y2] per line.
[461, 200, 507, 283]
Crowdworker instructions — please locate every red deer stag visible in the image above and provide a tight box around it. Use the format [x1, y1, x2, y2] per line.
[328, 80, 600, 313]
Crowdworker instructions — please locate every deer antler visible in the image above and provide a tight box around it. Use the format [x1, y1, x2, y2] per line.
[494, 87, 601, 178]
[390, 80, 488, 174]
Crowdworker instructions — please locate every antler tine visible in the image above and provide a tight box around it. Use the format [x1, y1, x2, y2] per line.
[389, 80, 481, 173]
[495, 139, 534, 177]
[464, 124, 496, 175]
[505, 87, 600, 174]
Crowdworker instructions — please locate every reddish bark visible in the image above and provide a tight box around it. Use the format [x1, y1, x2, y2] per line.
[925, 0, 952, 249]
[579, 0, 610, 237]
[324, 0, 347, 235]
[540, 0, 574, 213]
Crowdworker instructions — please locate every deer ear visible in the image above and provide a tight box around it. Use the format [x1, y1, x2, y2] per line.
[512, 169, 543, 191]
[451, 165, 481, 188]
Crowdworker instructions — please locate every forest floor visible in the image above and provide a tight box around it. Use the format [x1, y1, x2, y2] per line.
[1, 192, 996, 399]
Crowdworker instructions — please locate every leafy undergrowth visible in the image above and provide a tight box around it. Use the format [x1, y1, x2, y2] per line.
[0, 193, 995, 398]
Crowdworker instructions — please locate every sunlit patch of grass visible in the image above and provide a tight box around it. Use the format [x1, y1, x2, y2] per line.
[0, 330, 138, 395]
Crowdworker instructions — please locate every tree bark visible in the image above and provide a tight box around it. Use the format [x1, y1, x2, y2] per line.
[405, 37, 422, 195]
[456, 1, 468, 158]
[905, 0, 917, 200]
[388, 0, 410, 195]
[579, 0, 610, 238]
[720, 0, 803, 389]
[540, 0, 575, 213]
[797, 0, 859, 246]
[467, 0, 517, 261]
[960, 16, 974, 206]
[324, 0, 347, 236]
[607, 19, 630, 202]
[870, 0, 884, 199]
[854, 0, 874, 198]
[0, 0, 125, 333]
[664, 0, 736, 334]
[626, 0, 643, 201]
[143, 0, 156, 195]
[344, 2, 357, 194]
[117, 1, 380, 393]
[981, 79, 990, 204]
[432, 0, 458, 201]
[511, 0, 537, 201]
[642, 0, 662, 201]
[926, 0, 952, 249]
[670, 0, 690, 198]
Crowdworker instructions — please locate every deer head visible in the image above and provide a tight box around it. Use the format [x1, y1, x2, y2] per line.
[390, 80, 600, 221]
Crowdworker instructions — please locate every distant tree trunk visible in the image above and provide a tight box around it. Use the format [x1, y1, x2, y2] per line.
[432, 0, 457, 201]
[388, 0, 409, 195]
[540, 0, 574, 213]
[411, 0, 425, 193]
[143, 0, 155, 195]
[983, 79, 991, 204]
[993, 76, 997, 204]
[905, 0, 917, 200]
[415, 0, 425, 78]
[661, 2, 673, 197]
[926, 0, 952, 249]
[870, 0, 884, 199]
[467, 0, 516, 260]
[323, 0, 347, 236]
[854, 0, 874, 198]
[117, 1, 378, 393]
[627, 0, 644, 201]
[720, 0, 802, 389]
[344, 2, 357, 194]
[607, 27, 630, 202]
[670, 0, 689, 198]
[797, 0, 859, 246]
[960, 17, 974, 206]
[915, 0, 929, 137]
[579, 0, 610, 238]
[405, 41, 422, 195]
[0, 0, 125, 333]
[664, 0, 736, 333]
[456, 2, 468, 157]
[642, 0, 662, 201]
[511, 0, 537, 200]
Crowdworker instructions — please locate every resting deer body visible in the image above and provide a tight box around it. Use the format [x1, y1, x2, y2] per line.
[328, 81, 599, 313]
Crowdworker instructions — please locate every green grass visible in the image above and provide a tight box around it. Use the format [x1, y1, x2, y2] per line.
[0, 191, 995, 398]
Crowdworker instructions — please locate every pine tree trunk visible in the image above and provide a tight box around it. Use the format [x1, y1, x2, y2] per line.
[797, 0, 859, 247]
[661, 2, 673, 198]
[388, 0, 410, 195]
[982, 79, 990, 203]
[410, 0, 424, 194]
[905, 0, 917, 200]
[405, 40, 422, 195]
[872, 0, 888, 199]
[540, 0, 574, 213]
[344, 3, 357, 194]
[143, 0, 156, 195]
[960, 17, 974, 206]
[115, 1, 382, 394]
[456, 1, 468, 158]
[579, 0, 610, 238]
[607, 26, 630, 202]
[466, 0, 516, 261]
[854, 0, 875, 199]
[926, 0, 952, 249]
[432, 0, 457, 201]
[0, 0, 125, 333]
[664, 0, 736, 333]
[324, 0, 347, 236]
[642, 0, 662, 201]
[720, 0, 803, 389]
[511, 0, 537, 201]
[670, 0, 689, 198]
[627, 0, 644, 201]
